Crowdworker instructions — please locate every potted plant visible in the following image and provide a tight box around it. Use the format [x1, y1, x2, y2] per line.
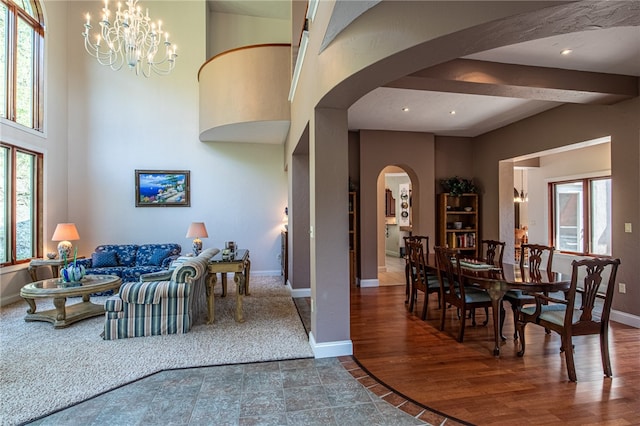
[440, 176, 477, 197]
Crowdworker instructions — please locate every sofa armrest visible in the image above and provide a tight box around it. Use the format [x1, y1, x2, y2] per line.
[139, 270, 173, 282]
[120, 280, 190, 304]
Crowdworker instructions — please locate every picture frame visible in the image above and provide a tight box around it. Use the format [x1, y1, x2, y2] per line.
[135, 170, 190, 207]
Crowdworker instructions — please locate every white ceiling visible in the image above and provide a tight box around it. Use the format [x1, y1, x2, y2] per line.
[208, 1, 640, 139]
[349, 26, 640, 137]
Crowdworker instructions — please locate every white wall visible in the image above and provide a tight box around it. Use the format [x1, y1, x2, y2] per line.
[208, 11, 290, 58]
[0, 1, 288, 305]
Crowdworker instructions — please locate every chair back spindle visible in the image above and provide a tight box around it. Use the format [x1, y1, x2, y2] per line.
[481, 240, 505, 268]
[520, 243, 554, 281]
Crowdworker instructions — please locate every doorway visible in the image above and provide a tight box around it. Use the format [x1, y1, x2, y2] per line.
[378, 166, 411, 287]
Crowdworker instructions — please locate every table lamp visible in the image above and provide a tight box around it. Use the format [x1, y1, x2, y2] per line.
[186, 222, 208, 255]
[51, 223, 80, 260]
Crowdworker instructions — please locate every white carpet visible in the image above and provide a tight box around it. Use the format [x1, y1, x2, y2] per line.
[0, 276, 313, 426]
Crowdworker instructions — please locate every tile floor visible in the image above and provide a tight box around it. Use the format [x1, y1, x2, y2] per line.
[27, 356, 452, 426]
[26, 272, 460, 426]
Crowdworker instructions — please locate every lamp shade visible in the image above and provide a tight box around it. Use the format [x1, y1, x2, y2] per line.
[51, 223, 80, 260]
[186, 222, 208, 239]
[51, 223, 80, 241]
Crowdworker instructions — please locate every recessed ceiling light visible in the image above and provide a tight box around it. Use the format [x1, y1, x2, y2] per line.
[560, 49, 573, 56]
[402, 107, 409, 112]
[449, 110, 456, 115]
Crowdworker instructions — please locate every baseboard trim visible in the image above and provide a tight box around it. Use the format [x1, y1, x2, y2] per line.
[291, 287, 311, 298]
[359, 279, 379, 288]
[247, 269, 281, 277]
[309, 332, 353, 358]
[1, 294, 22, 306]
[611, 309, 640, 328]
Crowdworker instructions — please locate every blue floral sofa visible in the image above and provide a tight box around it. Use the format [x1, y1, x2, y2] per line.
[103, 247, 218, 339]
[76, 243, 181, 284]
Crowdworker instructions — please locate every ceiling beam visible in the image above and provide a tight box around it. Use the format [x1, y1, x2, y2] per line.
[384, 59, 638, 104]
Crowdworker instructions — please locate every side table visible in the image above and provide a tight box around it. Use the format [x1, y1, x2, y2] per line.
[206, 249, 251, 324]
[28, 257, 85, 282]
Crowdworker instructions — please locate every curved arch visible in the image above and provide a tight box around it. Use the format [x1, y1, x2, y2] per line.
[316, 1, 639, 113]
[376, 164, 421, 285]
[305, 0, 640, 287]
[358, 130, 435, 285]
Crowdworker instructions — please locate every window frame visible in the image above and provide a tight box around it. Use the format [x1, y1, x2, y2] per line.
[1, 142, 43, 266]
[1, 0, 44, 132]
[549, 176, 612, 256]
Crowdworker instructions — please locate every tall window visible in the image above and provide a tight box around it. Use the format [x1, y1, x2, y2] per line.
[1, 143, 42, 265]
[550, 177, 611, 256]
[0, 0, 44, 131]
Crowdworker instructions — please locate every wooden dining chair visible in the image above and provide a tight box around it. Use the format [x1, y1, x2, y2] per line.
[516, 257, 621, 382]
[480, 240, 505, 268]
[434, 246, 492, 342]
[502, 243, 554, 339]
[403, 235, 429, 303]
[406, 238, 439, 319]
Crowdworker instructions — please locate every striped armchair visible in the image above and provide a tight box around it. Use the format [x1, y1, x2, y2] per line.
[103, 248, 219, 340]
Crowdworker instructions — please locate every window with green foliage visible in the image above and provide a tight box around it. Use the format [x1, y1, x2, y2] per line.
[550, 177, 611, 256]
[0, 0, 44, 131]
[0, 143, 42, 265]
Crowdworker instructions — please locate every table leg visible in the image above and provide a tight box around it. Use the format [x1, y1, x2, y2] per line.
[244, 259, 251, 296]
[234, 272, 245, 323]
[53, 297, 67, 322]
[28, 265, 38, 282]
[206, 274, 216, 324]
[221, 273, 228, 297]
[51, 265, 62, 278]
[24, 298, 37, 314]
[486, 288, 506, 356]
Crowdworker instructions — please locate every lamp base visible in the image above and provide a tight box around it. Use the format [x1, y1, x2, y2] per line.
[192, 239, 202, 256]
[57, 241, 73, 261]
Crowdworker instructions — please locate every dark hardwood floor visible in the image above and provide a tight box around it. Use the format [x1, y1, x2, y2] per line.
[350, 285, 640, 425]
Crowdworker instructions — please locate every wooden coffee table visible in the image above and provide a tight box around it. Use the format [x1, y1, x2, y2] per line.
[20, 274, 122, 328]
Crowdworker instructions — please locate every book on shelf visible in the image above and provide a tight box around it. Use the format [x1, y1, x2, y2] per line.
[448, 232, 476, 249]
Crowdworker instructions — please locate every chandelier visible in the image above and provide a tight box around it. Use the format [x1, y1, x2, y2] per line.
[514, 169, 528, 203]
[82, 0, 177, 77]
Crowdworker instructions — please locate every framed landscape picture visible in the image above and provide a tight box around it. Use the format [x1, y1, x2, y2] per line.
[135, 170, 190, 207]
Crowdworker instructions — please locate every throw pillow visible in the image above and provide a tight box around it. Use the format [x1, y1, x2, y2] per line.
[149, 248, 172, 266]
[91, 251, 118, 268]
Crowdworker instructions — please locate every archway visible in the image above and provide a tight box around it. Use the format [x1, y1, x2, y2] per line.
[377, 166, 412, 286]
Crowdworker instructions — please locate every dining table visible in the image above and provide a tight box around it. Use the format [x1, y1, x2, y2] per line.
[427, 254, 571, 356]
